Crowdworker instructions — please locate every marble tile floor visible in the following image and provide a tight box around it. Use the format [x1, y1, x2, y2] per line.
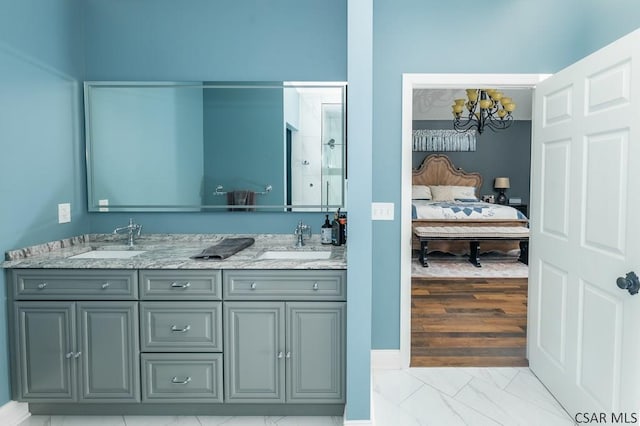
[17, 415, 343, 426]
[17, 367, 572, 426]
[373, 367, 574, 426]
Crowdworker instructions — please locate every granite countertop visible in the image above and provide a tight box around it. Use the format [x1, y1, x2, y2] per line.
[2, 234, 346, 270]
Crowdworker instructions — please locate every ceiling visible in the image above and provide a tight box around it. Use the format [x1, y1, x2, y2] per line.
[413, 88, 533, 121]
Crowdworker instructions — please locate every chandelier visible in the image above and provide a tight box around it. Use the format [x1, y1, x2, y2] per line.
[452, 89, 516, 134]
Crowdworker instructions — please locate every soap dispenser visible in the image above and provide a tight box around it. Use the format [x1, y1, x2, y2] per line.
[321, 214, 333, 244]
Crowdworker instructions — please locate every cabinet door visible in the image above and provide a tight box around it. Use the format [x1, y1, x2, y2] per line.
[224, 302, 285, 403]
[77, 302, 140, 402]
[14, 302, 76, 401]
[286, 302, 345, 403]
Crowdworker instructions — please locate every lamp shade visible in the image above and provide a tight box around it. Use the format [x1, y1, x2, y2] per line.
[494, 177, 510, 189]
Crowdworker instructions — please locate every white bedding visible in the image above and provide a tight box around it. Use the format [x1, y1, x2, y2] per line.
[412, 200, 527, 220]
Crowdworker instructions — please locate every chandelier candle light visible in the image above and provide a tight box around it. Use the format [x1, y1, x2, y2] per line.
[452, 89, 516, 134]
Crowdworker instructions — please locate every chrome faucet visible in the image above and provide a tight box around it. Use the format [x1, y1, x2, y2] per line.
[294, 220, 312, 247]
[113, 218, 142, 248]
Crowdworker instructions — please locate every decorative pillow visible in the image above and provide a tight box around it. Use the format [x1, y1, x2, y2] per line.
[411, 185, 432, 200]
[430, 185, 478, 201]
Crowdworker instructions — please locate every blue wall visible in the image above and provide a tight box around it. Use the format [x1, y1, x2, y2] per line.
[0, 0, 86, 404]
[84, 0, 347, 82]
[370, 0, 640, 350]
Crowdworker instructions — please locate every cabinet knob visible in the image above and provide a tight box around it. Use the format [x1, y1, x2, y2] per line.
[170, 325, 191, 333]
[171, 376, 192, 385]
[277, 351, 284, 359]
[250, 282, 257, 290]
[285, 352, 291, 359]
[73, 352, 82, 359]
[170, 282, 191, 289]
[101, 282, 110, 289]
[312, 282, 319, 291]
[37, 282, 47, 290]
[65, 352, 74, 359]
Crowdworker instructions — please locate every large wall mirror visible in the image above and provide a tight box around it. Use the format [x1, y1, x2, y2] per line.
[84, 81, 347, 212]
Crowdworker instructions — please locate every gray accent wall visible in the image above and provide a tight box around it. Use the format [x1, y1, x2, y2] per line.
[413, 120, 532, 206]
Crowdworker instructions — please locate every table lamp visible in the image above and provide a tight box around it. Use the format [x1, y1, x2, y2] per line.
[494, 177, 510, 205]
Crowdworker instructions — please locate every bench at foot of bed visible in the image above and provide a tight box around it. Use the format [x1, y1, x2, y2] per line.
[414, 225, 530, 268]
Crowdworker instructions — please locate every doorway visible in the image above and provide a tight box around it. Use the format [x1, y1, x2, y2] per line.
[399, 73, 550, 368]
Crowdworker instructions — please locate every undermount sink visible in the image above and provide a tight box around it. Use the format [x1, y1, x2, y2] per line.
[69, 250, 146, 259]
[258, 250, 332, 260]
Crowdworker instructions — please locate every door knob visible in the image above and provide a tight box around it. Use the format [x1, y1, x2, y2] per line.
[616, 271, 639, 295]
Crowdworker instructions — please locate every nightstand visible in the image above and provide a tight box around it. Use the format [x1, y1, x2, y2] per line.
[509, 204, 528, 217]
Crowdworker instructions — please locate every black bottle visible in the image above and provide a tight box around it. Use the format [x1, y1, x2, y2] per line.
[321, 214, 332, 244]
[331, 209, 341, 245]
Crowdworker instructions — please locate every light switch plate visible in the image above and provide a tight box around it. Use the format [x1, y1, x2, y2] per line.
[58, 203, 71, 223]
[371, 202, 394, 221]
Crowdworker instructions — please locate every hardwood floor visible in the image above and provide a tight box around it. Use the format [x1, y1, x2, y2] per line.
[411, 276, 528, 367]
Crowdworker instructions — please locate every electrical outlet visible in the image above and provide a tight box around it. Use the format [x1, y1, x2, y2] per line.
[371, 202, 394, 221]
[99, 199, 109, 212]
[58, 203, 71, 223]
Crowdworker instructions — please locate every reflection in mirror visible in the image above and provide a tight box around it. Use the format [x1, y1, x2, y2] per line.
[84, 82, 347, 212]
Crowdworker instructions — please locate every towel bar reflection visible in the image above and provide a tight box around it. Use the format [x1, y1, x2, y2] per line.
[213, 184, 273, 195]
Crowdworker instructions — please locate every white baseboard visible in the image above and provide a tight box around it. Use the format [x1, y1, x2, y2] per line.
[0, 400, 29, 426]
[342, 371, 375, 426]
[371, 349, 401, 370]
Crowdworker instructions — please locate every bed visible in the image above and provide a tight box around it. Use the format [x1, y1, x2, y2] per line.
[411, 154, 528, 255]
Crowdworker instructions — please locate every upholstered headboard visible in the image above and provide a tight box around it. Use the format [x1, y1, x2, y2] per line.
[412, 154, 483, 196]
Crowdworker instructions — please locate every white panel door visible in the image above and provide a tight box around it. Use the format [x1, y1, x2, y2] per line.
[529, 29, 640, 416]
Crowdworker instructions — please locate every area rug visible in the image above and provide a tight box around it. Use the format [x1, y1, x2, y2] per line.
[412, 254, 528, 278]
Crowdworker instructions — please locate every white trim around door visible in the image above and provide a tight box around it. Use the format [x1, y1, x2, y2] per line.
[399, 73, 550, 368]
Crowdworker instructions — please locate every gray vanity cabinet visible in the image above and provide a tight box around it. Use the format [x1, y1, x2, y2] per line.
[14, 301, 140, 402]
[10, 267, 140, 403]
[223, 268, 346, 405]
[224, 301, 345, 404]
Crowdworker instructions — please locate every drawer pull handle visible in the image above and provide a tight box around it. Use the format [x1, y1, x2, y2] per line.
[171, 325, 191, 333]
[250, 282, 257, 290]
[313, 282, 319, 291]
[73, 352, 82, 359]
[37, 282, 47, 290]
[65, 352, 74, 359]
[101, 282, 110, 289]
[171, 376, 192, 385]
[170, 282, 191, 289]
[277, 351, 284, 359]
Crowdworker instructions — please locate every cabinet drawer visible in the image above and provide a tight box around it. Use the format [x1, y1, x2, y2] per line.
[139, 270, 222, 300]
[140, 302, 222, 352]
[141, 353, 223, 403]
[12, 269, 137, 300]
[223, 270, 346, 301]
